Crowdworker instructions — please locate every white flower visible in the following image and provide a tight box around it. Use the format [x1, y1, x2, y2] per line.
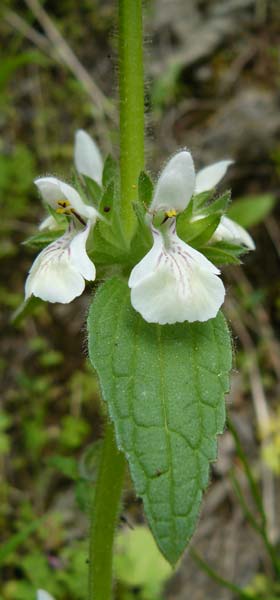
[193, 159, 255, 250]
[74, 129, 103, 185]
[37, 591, 55, 600]
[195, 160, 234, 195]
[212, 215, 255, 250]
[129, 151, 225, 324]
[129, 221, 225, 324]
[25, 223, 95, 303]
[36, 177, 99, 231]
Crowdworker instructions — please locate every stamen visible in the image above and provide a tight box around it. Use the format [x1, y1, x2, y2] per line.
[70, 209, 87, 226]
[56, 207, 70, 214]
[161, 209, 177, 224]
[57, 200, 71, 208]
[165, 209, 177, 218]
[56, 199, 72, 216]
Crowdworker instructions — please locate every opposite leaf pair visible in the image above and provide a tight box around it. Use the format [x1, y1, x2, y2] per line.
[25, 131, 255, 324]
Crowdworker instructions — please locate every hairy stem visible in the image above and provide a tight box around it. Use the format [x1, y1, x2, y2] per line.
[88, 2, 145, 597]
[119, 0, 145, 241]
[88, 422, 126, 600]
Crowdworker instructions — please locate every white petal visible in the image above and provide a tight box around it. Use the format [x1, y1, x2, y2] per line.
[74, 129, 103, 185]
[35, 177, 98, 224]
[212, 215, 255, 250]
[37, 591, 55, 600]
[150, 151, 195, 213]
[195, 160, 233, 194]
[25, 226, 95, 304]
[69, 224, 96, 280]
[25, 256, 85, 303]
[35, 176, 65, 210]
[129, 223, 225, 324]
[128, 229, 163, 288]
[39, 215, 57, 230]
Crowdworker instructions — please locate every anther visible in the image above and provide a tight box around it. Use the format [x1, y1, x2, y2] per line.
[165, 209, 177, 218]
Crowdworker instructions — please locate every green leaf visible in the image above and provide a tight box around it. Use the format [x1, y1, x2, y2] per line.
[202, 241, 246, 265]
[96, 181, 125, 251]
[177, 213, 221, 246]
[132, 202, 153, 249]
[138, 171, 154, 208]
[102, 154, 118, 188]
[83, 175, 102, 205]
[228, 194, 276, 228]
[11, 295, 44, 327]
[193, 191, 212, 211]
[98, 180, 115, 219]
[88, 278, 232, 564]
[23, 228, 65, 249]
[198, 191, 231, 217]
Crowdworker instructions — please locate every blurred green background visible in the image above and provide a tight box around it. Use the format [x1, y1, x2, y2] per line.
[1, 1, 280, 599]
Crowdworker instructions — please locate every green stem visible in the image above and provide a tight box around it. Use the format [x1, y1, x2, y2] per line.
[87, 3, 145, 597]
[119, 0, 145, 241]
[88, 422, 126, 600]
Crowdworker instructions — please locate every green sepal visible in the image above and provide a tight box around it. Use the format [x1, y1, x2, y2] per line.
[195, 191, 231, 217]
[83, 175, 103, 206]
[177, 213, 221, 246]
[88, 278, 232, 565]
[98, 180, 115, 220]
[202, 241, 246, 265]
[181, 197, 194, 221]
[95, 179, 126, 252]
[102, 154, 118, 188]
[193, 191, 212, 211]
[132, 202, 153, 249]
[89, 234, 128, 267]
[138, 171, 154, 208]
[23, 228, 65, 249]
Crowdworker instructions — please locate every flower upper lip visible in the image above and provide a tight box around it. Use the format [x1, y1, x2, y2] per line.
[150, 150, 196, 214]
[35, 176, 99, 230]
[74, 129, 103, 185]
[194, 160, 234, 195]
